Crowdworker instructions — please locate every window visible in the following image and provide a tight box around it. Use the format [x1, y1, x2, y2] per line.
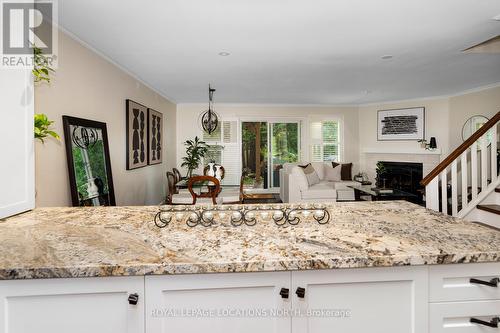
[203, 121, 223, 164]
[202, 120, 240, 185]
[310, 120, 341, 162]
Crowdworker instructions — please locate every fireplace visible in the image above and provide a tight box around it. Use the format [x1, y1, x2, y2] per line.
[376, 161, 423, 204]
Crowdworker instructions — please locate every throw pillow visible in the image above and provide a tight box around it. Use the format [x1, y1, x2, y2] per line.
[324, 164, 342, 181]
[291, 166, 309, 191]
[302, 164, 320, 186]
[331, 162, 353, 181]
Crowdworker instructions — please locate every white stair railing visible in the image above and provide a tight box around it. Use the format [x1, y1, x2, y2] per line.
[422, 112, 500, 217]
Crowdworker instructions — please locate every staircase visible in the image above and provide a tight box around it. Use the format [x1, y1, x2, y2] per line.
[421, 111, 500, 228]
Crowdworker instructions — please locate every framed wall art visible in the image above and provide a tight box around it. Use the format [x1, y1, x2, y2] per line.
[148, 108, 163, 165]
[126, 99, 148, 170]
[377, 107, 425, 141]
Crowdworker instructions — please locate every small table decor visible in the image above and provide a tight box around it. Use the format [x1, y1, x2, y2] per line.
[154, 204, 331, 228]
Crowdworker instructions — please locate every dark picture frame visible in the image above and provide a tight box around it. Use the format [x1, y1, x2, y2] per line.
[377, 107, 425, 141]
[126, 99, 148, 170]
[148, 108, 163, 165]
[62, 116, 116, 207]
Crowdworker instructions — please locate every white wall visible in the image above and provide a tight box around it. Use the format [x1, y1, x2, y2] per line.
[357, 84, 500, 179]
[358, 98, 450, 177]
[448, 85, 500, 150]
[176, 104, 360, 176]
[35, 30, 176, 207]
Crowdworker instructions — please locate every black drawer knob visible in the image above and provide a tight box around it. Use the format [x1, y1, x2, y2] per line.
[469, 277, 499, 288]
[128, 293, 139, 305]
[470, 317, 499, 328]
[296, 287, 305, 298]
[279, 288, 289, 299]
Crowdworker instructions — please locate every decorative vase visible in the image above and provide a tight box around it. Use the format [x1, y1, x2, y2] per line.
[206, 162, 223, 181]
[429, 137, 437, 149]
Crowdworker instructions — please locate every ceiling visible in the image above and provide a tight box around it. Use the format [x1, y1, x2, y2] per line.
[58, 0, 500, 104]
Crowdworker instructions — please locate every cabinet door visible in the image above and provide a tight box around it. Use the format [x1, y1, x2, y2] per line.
[0, 69, 34, 219]
[291, 266, 428, 333]
[146, 272, 291, 333]
[0, 276, 144, 333]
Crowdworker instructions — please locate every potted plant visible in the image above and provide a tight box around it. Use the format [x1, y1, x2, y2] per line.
[375, 162, 387, 188]
[34, 114, 60, 142]
[32, 45, 60, 142]
[417, 139, 428, 149]
[181, 136, 209, 178]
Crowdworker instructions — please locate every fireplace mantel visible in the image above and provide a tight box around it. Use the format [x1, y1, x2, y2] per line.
[362, 147, 442, 155]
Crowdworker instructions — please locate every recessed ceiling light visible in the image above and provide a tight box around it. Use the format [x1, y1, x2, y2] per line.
[494, 14, 500, 21]
[218, 52, 230, 56]
[381, 55, 393, 60]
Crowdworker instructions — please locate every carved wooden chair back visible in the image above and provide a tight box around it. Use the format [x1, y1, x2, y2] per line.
[187, 175, 220, 205]
[166, 171, 176, 204]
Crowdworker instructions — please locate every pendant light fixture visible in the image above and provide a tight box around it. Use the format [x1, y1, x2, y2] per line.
[200, 84, 219, 134]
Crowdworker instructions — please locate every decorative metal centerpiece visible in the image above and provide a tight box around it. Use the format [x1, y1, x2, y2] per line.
[200, 84, 219, 134]
[154, 204, 331, 228]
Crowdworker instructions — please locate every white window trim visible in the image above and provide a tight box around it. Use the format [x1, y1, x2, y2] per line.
[307, 116, 344, 163]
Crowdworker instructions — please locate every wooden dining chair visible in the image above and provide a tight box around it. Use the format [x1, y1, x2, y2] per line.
[187, 175, 220, 205]
[166, 171, 192, 205]
[166, 171, 176, 204]
[173, 168, 184, 183]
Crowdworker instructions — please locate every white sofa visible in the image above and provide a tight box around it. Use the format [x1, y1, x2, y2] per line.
[279, 162, 359, 203]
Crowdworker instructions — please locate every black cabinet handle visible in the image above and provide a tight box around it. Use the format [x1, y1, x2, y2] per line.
[296, 287, 305, 298]
[279, 288, 289, 299]
[470, 277, 499, 287]
[128, 293, 139, 305]
[470, 317, 499, 328]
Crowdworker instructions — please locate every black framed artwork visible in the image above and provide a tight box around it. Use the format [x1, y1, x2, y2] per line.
[377, 107, 425, 141]
[148, 108, 163, 165]
[126, 99, 148, 169]
[62, 116, 116, 207]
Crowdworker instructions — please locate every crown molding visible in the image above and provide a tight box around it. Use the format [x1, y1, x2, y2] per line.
[54, 23, 177, 104]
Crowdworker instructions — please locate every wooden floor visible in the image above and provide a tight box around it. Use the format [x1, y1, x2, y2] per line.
[242, 193, 282, 204]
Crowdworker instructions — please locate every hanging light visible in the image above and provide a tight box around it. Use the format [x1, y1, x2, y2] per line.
[72, 126, 99, 149]
[200, 84, 219, 134]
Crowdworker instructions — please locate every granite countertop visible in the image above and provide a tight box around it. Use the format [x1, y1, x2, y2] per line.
[0, 201, 499, 280]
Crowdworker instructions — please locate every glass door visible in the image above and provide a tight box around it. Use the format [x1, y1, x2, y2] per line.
[270, 122, 300, 188]
[241, 121, 300, 190]
[241, 122, 268, 189]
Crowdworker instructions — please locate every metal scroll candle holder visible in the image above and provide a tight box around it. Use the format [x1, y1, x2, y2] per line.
[154, 204, 331, 228]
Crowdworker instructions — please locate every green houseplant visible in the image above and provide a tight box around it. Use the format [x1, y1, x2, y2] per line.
[32, 46, 60, 142]
[181, 136, 209, 178]
[34, 113, 60, 143]
[32, 45, 55, 83]
[375, 162, 387, 188]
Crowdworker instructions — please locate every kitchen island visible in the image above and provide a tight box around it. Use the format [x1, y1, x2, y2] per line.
[0, 201, 499, 333]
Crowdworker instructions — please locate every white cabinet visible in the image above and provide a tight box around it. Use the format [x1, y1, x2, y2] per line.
[291, 266, 428, 333]
[0, 263, 498, 333]
[0, 276, 144, 333]
[145, 272, 291, 333]
[0, 69, 34, 219]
